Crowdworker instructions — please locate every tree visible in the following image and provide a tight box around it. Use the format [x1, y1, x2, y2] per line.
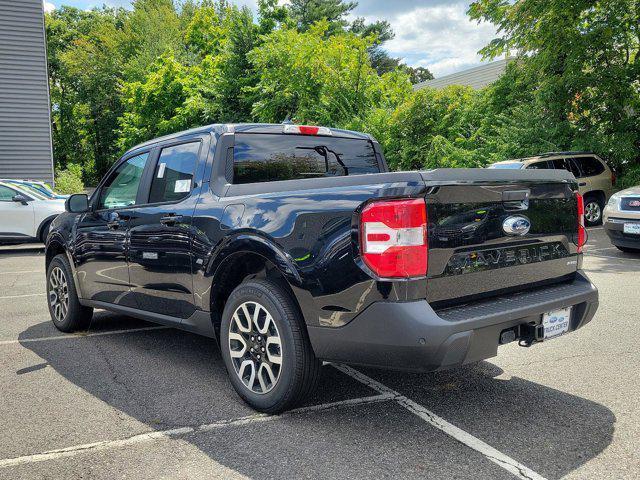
[405, 66, 434, 85]
[468, 0, 640, 169]
[287, 0, 356, 35]
[46, 6, 128, 182]
[248, 22, 403, 127]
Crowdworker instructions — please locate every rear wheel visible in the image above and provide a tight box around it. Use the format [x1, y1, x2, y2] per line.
[583, 196, 603, 226]
[47, 254, 93, 332]
[220, 279, 321, 413]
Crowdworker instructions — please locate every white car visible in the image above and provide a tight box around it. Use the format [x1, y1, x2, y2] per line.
[603, 185, 640, 253]
[0, 181, 66, 244]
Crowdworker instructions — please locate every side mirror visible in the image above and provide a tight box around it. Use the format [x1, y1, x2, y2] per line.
[65, 193, 89, 213]
[12, 194, 29, 205]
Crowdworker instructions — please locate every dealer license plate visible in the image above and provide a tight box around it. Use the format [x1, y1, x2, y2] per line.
[542, 307, 571, 340]
[623, 223, 640, 235]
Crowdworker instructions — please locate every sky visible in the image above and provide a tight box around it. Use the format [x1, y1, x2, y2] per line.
[43, 0, 499, 77]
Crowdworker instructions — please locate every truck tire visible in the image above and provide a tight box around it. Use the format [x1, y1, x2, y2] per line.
[47, 254, 93, 332]
[219, 279, 321, 413]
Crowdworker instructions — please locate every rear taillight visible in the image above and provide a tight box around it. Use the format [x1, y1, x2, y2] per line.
[611, 170, 617, 186]
[359, 198, 428, 278]
[576, 192, 586, 253]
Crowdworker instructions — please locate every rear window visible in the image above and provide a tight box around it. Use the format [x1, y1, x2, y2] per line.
[573, 156, 605, 177]
[232, 134, 380, 184]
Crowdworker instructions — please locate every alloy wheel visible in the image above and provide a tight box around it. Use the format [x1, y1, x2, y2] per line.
[49, 266, 69, 323]
[228, 301, 283, 394]
[585, 201, 601, 223]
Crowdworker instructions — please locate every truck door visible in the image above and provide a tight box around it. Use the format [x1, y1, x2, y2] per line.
[127, 138, 207, 319]
[74, 152, 150, 306]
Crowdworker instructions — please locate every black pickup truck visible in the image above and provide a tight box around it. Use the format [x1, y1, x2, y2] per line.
[46, 124, 598, 412]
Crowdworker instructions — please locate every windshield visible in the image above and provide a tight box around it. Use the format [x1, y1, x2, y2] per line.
[487, 163, 524, 169]
[12, 184, 48, 200]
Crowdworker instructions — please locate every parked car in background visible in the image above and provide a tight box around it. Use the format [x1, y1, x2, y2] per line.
[45, 123, 597, 413]
[488, 152, 615, 226]
[0, 179, 68, 200]
[0, 181, 65, 244]
[603, 186, 640, 253]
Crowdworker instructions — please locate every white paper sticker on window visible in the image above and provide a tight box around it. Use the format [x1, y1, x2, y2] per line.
[174, 179, 191, 193]
[157, 163, 166, 178]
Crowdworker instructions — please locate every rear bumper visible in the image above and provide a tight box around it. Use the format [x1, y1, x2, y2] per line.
[604, 218, 640, 248]
[308, 271, 598, 372]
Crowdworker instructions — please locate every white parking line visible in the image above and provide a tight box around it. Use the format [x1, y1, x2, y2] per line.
[0, 326, 170, 347]
[0, 293, 45, 300]
[333, 364, 547, 480]
[0, 270, 42, 275]
[0, 393, 394, 469]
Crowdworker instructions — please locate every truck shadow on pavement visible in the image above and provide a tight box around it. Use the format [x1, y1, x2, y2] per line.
[19, 313, 615, 480]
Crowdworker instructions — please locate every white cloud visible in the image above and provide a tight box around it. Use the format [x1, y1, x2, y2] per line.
[43, 1, 55, 13]
[354, 1, 498, 77]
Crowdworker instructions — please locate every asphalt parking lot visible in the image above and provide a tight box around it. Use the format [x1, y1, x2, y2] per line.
[0, 227, 638, 480]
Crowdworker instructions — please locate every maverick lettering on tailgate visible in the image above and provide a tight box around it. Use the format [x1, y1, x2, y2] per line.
[443, 242, 570, 276]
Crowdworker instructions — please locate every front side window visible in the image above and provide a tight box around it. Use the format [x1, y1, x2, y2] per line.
[98, 152, 149, 210]
[574, 156, 605, 177]
[0, 186, 16, 202]
[232, 134, 380, 184]
[148, 142, 201, 204]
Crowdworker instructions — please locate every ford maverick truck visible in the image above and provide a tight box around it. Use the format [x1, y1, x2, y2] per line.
[45, 124, 598, 412]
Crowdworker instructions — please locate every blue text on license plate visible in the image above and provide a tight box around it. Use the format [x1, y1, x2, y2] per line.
[542, 307, 571, 339]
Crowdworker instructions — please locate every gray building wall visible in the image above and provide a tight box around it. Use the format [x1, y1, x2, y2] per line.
[414, 58, 513, 91]
[0, 0, 54, 184]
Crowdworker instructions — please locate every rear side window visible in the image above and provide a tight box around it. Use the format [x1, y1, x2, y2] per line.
[573, 156, 605, 177]
[149, 142, 201, 203]
[552, 158, 581, 178]
[526, 161, 553, 169]
[232, 134, 380, 184]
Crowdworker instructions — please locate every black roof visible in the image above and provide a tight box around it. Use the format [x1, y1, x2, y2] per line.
[125, 123, 373, 156]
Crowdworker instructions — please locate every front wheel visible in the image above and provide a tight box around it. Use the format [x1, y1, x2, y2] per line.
[220, 279, 321, 413]
[47, 254, 93, 332]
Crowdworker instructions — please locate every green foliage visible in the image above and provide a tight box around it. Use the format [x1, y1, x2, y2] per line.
[55, 164, 85, 194]
[468, 0, 640, 171]
[619, 165, 640, 190]
[46, 0, 638, 185]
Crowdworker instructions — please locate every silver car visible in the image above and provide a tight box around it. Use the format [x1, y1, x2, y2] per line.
[603, 186, 640, 253]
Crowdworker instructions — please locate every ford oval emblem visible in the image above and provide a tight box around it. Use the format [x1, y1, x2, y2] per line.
[503, 215, 531, 236]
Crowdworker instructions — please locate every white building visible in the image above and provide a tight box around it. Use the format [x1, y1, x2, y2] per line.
[414, 58, 513, 91]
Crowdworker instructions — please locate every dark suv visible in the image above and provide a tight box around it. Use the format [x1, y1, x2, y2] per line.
[46, 124, 598, 412]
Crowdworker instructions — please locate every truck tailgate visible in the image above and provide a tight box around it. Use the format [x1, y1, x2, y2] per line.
[420, 169, 581, 307]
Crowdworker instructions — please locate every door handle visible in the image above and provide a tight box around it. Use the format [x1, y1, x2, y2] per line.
[160, 214, 183, 226]
[578, 182, 587, 187]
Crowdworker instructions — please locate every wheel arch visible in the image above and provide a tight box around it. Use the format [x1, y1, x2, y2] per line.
[207, 236, 312, 341]
[37, 214, 58, 242]
[584, 190, 606, 205]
